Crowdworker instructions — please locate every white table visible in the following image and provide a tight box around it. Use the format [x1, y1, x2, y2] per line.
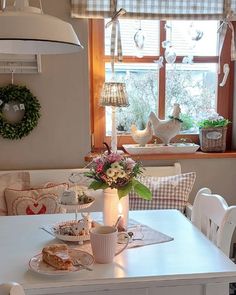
[1, 210, 236, 295]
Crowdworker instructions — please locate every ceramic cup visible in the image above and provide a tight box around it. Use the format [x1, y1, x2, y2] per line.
[90, 226, 129, 264]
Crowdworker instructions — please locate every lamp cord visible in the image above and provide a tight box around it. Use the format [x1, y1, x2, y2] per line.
[11, 70, 14, 85]
[1, 0, 6, 10]
[39, 0, 43, 13]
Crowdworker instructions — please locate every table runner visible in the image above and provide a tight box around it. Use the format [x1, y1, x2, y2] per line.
[42, 218, 173, 252]
[76, 221, 173, 255]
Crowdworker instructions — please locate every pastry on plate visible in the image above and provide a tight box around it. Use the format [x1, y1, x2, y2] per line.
[42, 244, 73, 270]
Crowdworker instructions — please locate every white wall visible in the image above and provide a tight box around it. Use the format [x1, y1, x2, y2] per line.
[0, 0, 235, 206]
[0, 0, 90, 169]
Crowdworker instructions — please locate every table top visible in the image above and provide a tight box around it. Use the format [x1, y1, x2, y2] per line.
[1, 210, 236, 293]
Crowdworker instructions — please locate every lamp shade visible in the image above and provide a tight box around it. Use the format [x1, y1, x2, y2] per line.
[0, 1, 82, 54]
[100, 82, 129, 107]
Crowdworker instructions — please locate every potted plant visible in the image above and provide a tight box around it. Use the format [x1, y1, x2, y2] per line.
[198, 113, 230, 152]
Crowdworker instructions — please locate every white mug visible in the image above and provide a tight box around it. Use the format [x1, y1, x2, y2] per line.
[90, 226, 129, 264]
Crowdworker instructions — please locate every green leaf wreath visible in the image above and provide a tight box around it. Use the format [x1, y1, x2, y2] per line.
[0, 84, 41, 140]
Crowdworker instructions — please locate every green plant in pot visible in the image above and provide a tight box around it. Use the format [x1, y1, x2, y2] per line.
[198, 113, 230, 152]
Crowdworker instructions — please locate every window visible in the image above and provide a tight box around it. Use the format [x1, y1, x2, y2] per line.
[90, 19, 233, 150]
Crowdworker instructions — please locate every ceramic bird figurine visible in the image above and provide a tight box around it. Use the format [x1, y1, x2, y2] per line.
[149, 104, 182, 145]
[130, 121, 153, 146]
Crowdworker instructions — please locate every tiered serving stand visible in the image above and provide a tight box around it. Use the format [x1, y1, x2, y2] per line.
[53, 198, 95, 244]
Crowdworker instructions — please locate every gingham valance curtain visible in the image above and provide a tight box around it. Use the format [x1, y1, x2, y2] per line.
[71, 0, 236, 63]
[71, 0, 236, 20]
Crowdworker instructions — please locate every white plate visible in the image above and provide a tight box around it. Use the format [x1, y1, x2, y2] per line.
[54, 232, 90, 243]
[52, 220, 100, 243]
[29, 249, 94, 275]
[53, 220, 90, 242]
[123, 143, 200, 155]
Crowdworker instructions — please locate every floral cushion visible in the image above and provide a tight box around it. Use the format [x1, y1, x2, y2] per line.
[5, 183, 68, 216]
[129, 172, 196, 212]
[0, 172, 30, 216]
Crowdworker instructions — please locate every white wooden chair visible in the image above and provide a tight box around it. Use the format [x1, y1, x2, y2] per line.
[0, 282, 25, 295]
[191, 187, 236, 257]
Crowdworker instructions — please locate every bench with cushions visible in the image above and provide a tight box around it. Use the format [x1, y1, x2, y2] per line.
[0, 163, 195, 217]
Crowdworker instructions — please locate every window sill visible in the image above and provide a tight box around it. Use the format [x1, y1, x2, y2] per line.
[85, 150, 236, 162]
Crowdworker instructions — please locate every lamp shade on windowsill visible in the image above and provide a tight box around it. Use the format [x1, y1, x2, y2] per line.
[100, 82, 129, 152]
[0, 0, 83, 54]
[100, 82, 129, 107]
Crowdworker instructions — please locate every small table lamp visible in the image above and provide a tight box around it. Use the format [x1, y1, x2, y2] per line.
[100, 82, 129, 153]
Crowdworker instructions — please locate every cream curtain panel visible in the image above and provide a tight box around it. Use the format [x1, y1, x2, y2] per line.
[71, 0, 236, 20]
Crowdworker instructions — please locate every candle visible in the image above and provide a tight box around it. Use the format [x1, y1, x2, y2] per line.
[117, 203, 126, 232]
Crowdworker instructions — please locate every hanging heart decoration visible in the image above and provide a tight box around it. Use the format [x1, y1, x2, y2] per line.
[182, 55, 194, 64]
[154, 56, 164, 69]
[134, 29, 145, 50]
[164, 47, 177, 64]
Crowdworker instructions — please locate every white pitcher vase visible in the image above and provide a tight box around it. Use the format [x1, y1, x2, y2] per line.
[103, 188, 129, 230]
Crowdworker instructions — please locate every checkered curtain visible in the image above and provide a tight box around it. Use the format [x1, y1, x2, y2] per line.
[71, 0, 236, 62]
[71, 0, 235, 20]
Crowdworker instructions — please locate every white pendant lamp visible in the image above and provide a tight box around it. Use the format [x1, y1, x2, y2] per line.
[0, 0, 83, 54]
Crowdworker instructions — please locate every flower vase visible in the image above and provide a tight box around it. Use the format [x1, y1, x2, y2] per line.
[103, 188, 129, 230]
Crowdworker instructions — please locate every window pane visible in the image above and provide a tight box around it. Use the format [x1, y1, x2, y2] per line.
[105, 63, 158, 135]
[165, 63, 217, 133]
[105, 19, 160, 57]
[166, 21, 218, 56]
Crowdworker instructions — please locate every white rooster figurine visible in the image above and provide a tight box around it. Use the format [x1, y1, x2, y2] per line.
[130, 121, 153, 146]
[149, 103, 182, 145]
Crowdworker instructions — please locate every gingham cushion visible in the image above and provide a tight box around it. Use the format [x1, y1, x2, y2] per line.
[129, 172, 196, 212]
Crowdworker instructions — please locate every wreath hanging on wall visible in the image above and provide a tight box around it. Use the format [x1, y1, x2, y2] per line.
[0, 84, 41, 140]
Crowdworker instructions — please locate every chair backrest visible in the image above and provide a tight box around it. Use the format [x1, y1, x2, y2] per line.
[191, 188, 236, 256]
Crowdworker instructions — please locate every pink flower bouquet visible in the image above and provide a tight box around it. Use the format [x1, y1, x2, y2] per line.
[85, 152, 152, 200]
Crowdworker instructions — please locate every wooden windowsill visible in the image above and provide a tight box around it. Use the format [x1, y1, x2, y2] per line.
[85, 150, 236, 162]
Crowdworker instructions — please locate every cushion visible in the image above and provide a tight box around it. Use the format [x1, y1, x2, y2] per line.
[0, 172, 30, 216]
[5, 183, 68, 216]
[129, 172, 196, 212]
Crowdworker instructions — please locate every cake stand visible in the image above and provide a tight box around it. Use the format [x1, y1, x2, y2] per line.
[56, 198, 96, 244]
[58, 197, 95, 221]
